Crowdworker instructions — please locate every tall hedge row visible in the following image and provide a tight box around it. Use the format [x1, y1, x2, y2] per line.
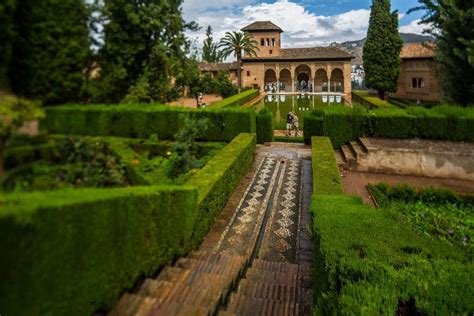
[210, 89, 259, 109]
[304, 105, 474, 147]
[0, 186, 198, 316]
[0, 133, 257, 315]
[310, 136, 474, 314]
[256, 108, 273, 144]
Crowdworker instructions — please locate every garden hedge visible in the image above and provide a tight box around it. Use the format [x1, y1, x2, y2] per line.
[186, 133, 256, 242]
[256, 108, 273, 144]
[310, 136, 474, 314]
[42, 104, 257, 142]
[210, 89, 259, 108]
[304, 105, 474, 147]
[0, 186, 198, 316]
[352, 90, 393, 109]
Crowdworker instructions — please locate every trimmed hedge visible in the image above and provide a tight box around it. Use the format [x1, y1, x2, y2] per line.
[186, 133, 256, 241]
[41, 104, 257, 142]
[273, 136, 304, 143]
[256, 108, 273, 144]
[352, 90, 393, 109]
[304, 105, 474, 147]
[311, 137, 343, 195]
[310, 136, 474, 314]
[0, 186, 198, 316]
[210, 89, 259, 109]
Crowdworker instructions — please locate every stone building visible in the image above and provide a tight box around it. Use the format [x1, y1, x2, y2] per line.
[393, 43, 440, 102]
[198, 62, 239, 83]
[200, 21, 354, 102]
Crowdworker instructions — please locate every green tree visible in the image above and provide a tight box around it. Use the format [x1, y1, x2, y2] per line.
[363, 0, 403, 100]
[9, 0, 91, 104]
[97, 0, 197, 103]
[0, 0, 16, 89]
[410, 1, 474, 106]
[202, 26, 222, 63]
[218, 31, 259, 90]
[0, 96, 44, 176]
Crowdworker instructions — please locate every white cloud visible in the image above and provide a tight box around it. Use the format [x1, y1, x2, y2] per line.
[183, 0, 371, 53]
[399, 19, 429, 35]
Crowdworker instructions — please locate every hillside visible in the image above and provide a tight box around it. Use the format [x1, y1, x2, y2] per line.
[330, 33, 434, 65]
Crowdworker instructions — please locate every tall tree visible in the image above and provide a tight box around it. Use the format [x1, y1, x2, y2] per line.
[410, 1, 474, 106]
[363, 0, 403, 100]
[202, 26, 221, 63]
[0, 0, 16, 89]
[96, 0, 197, 103]
[218, 31, 259, 90]
[9, 0, 90, 104]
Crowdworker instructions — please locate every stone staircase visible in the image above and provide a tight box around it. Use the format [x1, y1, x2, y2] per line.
[110, 251, 246, 316]
[337, 137, 369, 167]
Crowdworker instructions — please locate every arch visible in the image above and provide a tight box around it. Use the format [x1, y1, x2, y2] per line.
[330, 68, 344, 93]
[314, 69, 328, 92]
[295, 65, 311, 92]
[279, 69, 291, 92]
[264, 69, 277, 93]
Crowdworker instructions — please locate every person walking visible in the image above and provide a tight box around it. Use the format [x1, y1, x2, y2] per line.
[291, 112, 300, 137]
[286, 112, 294, 136]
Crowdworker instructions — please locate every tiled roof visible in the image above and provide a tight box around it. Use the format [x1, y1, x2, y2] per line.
[242, 47, 354, 61]
[400, 43, 436, 59]
[198, 62, 239, 71]
[241, 21, 283, 33]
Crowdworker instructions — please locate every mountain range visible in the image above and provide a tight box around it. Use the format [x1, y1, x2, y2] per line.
[330, 33, 434, 65]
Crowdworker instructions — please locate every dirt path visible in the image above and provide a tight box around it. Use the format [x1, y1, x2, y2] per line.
[166, 94, 222, 108]
[109, 143, 313, 316]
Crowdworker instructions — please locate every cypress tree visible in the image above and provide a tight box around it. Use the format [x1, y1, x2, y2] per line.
[202, 26, 221, 63]
[0, 0, 16, 89]
[9, 0, 90, 104]
[411, 0, 474, 106]
[97, 0, 196, 103]
[363, 0, 403, 100]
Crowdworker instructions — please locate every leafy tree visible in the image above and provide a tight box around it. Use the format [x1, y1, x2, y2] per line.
[215, 71, 238, 98]
[202, 26, 222, 63]
[218, 31, 259, 90]
[0, 0, 16, 89]
[410, 1, 474, 106]
[9, 0, 91, 104]
[0, 96, 44, 176]
[363, 0, 403, 100]
[96, 0, 197, 103]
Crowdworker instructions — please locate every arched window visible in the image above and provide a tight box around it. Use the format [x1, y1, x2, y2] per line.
[261, 38, 264, 46]
[272, 38, 275, 46]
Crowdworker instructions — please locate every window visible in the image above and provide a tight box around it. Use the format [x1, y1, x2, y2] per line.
[247, 71, 250, 76]
[272, 38, 275, 46]
[412, 77, 425, 89]
[269, 50, 273, 55]
[261, 38, 264, 46]
[266, 38, 270, 46]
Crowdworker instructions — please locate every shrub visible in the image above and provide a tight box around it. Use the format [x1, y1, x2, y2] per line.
[256, 108, 273, 144]
[42, 104, 256, 142]
[0, 186, 199, 316]
[210, 89, 259, 109]
[311, 137, 343, 195]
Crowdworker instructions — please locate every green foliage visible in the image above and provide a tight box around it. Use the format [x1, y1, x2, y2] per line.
[186, 133, 256, 241]
[369, 183, 473, 252]
[215, 71, 238, 98]
[412, 1, 474, 105]
[42, 104, 257, 142]
[9, 0, 90, 104]
[218, 31, 259, 88]
[256, 108, 273, 144]
[189, 71, 238, 98]
[363, 0, 403, 99]
[202, 25, 222, 63]
[166, 116, 209, 179]
[0, 186, 198, 316]
[353, 90, 394, 108]
[273, 136, 304, 144]
[303, 105, 474, 147]
[0, 0, 16, 88]
[211, 89, 259, 108]
[311, 137, 343, 195]
[95, 0, 196, 103]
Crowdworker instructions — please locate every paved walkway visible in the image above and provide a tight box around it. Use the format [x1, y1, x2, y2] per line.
[110, 143, 313, 316]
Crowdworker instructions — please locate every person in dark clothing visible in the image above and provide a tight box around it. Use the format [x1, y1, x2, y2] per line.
[286, 112, 294, 136]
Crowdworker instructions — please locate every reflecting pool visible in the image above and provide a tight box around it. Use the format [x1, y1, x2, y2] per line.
[253, 94, 345, 130]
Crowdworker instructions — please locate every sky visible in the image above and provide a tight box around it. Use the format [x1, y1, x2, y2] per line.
[182, 0, 430, 51]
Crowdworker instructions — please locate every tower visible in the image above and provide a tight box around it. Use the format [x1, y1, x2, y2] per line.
[241, 21, 283, 58]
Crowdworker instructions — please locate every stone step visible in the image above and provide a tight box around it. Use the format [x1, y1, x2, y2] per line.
[340, 144, 356, 163]
[349, 140, 367, 159]
[148, 301, 209, 316]
[335, 149, 345, 165]
[358, 137, 372, 152]
[237, 279, 299, 302]
[226, 293, 299, 315]
[175, 256, 244, 277]
[109, 293, 155, 316]
[252, 259, 299, 274]
[245, 269, 298, 287]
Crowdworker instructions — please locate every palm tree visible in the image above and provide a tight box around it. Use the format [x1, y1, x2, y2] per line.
[218, 31, 259, 91]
